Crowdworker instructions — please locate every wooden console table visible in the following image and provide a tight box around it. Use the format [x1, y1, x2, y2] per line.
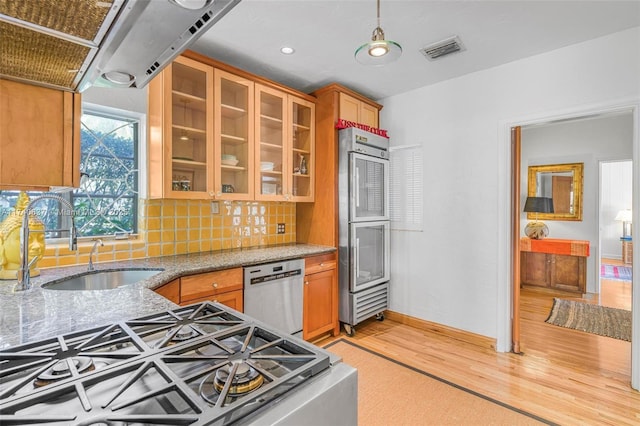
[621, 238, 633, 265]
[520, 238, 590, 293]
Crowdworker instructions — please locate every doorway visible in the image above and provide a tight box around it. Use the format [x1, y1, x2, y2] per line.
[510, 109, 636, 382]
[599, 160, 633, 310]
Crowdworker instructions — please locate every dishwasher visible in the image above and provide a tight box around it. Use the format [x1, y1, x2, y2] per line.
[244, 259, 305, 336]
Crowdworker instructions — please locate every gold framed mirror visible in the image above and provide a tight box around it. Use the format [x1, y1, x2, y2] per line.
[527, 163, 583, 221]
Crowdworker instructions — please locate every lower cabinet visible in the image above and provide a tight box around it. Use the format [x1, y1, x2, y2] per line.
[153, 268, 244, 312]
[521, 251, 586, 293]
[154, 278, 180, 304]
[303, 252, 339, 341]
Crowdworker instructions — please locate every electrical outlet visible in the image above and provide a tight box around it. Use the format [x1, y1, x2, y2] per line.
[211, 201, 219, 214]
[277, 223, 285, 234]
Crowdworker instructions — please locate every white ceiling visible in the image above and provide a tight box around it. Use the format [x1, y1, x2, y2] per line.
[190, 0, 640, 101]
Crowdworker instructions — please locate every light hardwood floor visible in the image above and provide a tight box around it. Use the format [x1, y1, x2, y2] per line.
[320, 261, 638, 425]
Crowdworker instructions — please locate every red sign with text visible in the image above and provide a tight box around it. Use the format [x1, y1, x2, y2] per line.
[335, 119, 389, 138]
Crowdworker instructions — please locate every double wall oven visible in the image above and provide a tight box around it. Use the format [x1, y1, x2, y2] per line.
[338, 127, 390, 336]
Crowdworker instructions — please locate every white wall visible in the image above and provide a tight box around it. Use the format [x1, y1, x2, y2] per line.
[81, 86, 147, 114]
[379, 27, 640, 339]
[601, 160, 633, 259]
[520, 113, 633, 292]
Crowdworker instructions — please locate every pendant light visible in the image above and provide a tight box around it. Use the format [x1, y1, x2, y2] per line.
[355, 0, 402, 65]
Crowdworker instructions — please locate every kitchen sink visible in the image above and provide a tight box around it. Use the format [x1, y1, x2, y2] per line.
[42, 269, 163, 291]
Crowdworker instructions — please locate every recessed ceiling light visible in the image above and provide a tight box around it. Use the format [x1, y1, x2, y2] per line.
[280, 46, 295, 55]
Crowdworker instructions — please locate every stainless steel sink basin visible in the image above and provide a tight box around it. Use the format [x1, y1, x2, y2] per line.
[43, 269, 163, 291]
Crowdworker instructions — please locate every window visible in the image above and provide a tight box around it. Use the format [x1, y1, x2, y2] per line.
[0, 108, 139, 239]
[389, 145, 423, 231]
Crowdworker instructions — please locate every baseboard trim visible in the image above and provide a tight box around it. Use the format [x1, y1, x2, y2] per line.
[384, 310, 497, 351]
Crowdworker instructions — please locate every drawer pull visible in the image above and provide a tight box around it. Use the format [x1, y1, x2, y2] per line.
[212, 283, 218, 288]
[304, 281, 309, 285]
[213, 299, 218, 303]
[320, 263, 324, 267]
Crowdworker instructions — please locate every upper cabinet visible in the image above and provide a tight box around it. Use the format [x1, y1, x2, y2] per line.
[255, 84, 286, 201]
[214, 70, 254, 200]
[148, 56, 214, 199]
[254, 85, 315, 202]
[0, 79, 81, 190]
[296, 83, 381, 247]
[148, 52, 314, 202]
[339, 92, 379, 129]
[289, 96, 314, 202]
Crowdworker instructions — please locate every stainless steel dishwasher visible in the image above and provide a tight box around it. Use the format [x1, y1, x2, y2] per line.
[244, 259, 305, 336]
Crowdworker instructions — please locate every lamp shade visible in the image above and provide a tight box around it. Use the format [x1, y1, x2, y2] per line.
[614, 209, 632, 222]
[523, 197, 554, 214]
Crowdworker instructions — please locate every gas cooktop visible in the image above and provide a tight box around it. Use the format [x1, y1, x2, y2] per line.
[0, 302, 331, 425]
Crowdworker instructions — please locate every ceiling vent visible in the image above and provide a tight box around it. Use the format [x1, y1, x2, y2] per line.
[420, 36, 465, 61]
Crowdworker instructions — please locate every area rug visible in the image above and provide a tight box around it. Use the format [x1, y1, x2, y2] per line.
[324, 339, 552, 425]
[600, 264, 632, 281]
[545, 298, 631, 341]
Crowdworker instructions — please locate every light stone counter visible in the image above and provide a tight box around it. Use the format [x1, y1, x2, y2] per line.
[0, 243, 335, 349]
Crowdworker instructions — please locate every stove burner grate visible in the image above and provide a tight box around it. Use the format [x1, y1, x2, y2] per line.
[34, 356, 95, 388]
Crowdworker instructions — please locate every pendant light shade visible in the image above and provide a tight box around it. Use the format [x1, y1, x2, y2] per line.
[355, 0, 402, 65]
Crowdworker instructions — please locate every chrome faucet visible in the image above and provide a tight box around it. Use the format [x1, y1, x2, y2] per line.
[88, 239, 103, 271]
[16, 194, 77, 291]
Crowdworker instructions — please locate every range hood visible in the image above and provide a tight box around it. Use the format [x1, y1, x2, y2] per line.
[0, 0, 240, 92]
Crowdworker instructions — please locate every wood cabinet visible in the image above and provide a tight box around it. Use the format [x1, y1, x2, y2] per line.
[148, 56, 214, 199]
[297, 83, 382, 246]
[153, 268, 244, 312]
[254, 84, 315, 202]
[214, 69, 254, 200]
[0, 79, 81, 190]
[149, 51, 315, 202]
[154, 278, 180, 304]
[339, 91, 379, 128]
[520, 238, 589, 293]
[303, 252, 339, 341]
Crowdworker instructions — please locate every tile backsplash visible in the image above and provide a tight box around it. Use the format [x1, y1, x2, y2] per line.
[38, 199, 296, 269]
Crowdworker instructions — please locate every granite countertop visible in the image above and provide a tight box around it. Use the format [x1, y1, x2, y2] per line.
[0, 243, 335, 349]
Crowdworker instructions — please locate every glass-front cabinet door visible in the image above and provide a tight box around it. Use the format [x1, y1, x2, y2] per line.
[289, 96, 314, 202]
[350, 153, 388, 221]
[255, 84, 286, 201]
[214, 69, 254, 200]
[350, 221, 390, 292]
[165, 56, 214, 199]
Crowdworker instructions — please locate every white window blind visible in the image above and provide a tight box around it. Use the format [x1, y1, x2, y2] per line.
[389, 145, 423, 231]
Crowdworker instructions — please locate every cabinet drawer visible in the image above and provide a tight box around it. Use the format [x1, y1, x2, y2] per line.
[180, 268, 243, 302]
[180, 289, 243, 312]
[305, 252, 337, 275]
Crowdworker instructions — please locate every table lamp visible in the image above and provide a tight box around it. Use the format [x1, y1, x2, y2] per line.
[524, 196, 554, 239]
[614, 209, 632, 239]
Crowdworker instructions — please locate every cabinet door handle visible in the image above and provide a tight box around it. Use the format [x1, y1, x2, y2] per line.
[304, 281, 309, 285]
[212, 283, 218, 288]
[319, 263, 324, 267]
